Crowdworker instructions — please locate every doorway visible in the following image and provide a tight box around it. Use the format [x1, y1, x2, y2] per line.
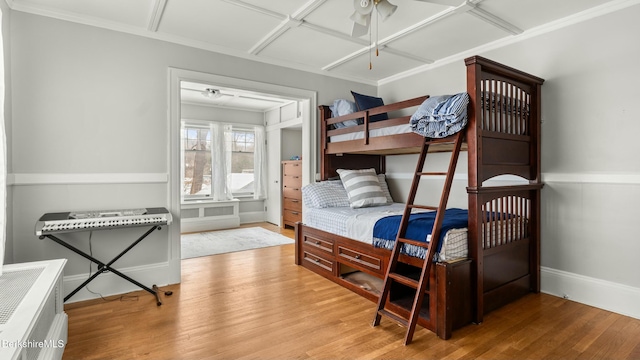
[168, 68, 316, 283]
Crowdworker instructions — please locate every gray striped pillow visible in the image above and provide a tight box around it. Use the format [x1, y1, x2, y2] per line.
[337, 168, 388, 208]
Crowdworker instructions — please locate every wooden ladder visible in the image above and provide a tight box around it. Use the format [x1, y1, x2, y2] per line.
[372, 131, 464, 345]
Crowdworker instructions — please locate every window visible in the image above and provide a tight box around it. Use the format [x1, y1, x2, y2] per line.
[182, 123, 256, 200]
[229, 129, 255, 195]
[182, 126, 212, 198]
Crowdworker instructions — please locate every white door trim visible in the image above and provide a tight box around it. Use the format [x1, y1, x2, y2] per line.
[168, 68, 316, 283]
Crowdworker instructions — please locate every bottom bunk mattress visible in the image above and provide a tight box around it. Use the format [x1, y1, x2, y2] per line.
[303, 203, 468, 261]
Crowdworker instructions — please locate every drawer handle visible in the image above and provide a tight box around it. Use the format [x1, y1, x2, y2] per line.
[292, 176, 300, 179]
[291, 211, 299, 215]
[355, 255, 361, 259]
[291, 199, 299, 203]
[315, 241, 320, 245]
[315, 259, 320, 263]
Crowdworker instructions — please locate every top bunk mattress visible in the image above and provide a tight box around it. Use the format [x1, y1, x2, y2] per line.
[329, 123, 411, 143]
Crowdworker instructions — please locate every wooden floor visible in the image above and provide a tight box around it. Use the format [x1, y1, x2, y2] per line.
[63, 223, 640, 360]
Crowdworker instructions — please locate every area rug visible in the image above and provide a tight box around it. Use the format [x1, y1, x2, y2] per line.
[181, 226, 294, 259]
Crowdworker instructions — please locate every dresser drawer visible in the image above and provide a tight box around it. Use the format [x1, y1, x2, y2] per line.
[338, 245, 383, 273]
[303, 251, 334, 273]
[283, 186, 302, 200]
[282, 174, 301, 187]
[283, 208, 301, 224]
[283, 161, 302, 176]
[283, 197, 302, 212]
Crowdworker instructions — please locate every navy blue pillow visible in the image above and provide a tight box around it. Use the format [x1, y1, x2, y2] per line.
[351, 91, 389, 122]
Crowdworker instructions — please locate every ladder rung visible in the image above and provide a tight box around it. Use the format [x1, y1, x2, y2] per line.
[397, 237, 429, 248]
[418, 171, 448, 176]
[377, 309, 409, 327]
[408, 204, 438, 211]
[389, 273, 419, 289]
[425, 138, 456, 145]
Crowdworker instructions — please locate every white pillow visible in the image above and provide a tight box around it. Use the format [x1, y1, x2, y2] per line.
[302, 181, 350, 208]
[337, 168, 388, 208]
[329, 99, 359, 128]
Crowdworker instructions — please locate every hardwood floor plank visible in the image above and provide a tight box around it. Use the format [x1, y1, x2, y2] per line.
[63, 223, 640, 360]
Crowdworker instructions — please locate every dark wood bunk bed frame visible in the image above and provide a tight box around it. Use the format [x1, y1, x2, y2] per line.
[294, 56, 544, 340]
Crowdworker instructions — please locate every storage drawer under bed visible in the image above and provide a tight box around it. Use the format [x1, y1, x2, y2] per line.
[301, 233, 334, 255]
[337, 245, 383, 274]
[302, 251, 334, 274]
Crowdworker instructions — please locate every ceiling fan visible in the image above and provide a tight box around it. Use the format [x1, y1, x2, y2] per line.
[350, 0, 464, 37]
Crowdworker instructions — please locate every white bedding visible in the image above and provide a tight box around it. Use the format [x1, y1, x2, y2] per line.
[303, 203, 468, 261]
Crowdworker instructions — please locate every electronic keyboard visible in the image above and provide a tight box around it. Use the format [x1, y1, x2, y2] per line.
[35, 207, 172, 236]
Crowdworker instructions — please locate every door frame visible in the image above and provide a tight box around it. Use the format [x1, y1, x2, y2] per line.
[168, 68, 316, 283]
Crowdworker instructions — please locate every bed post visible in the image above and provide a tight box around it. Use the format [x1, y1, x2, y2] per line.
[318, 105, 385, 180]
[465, 57, 484, 324]
[530, 82, 543, 293]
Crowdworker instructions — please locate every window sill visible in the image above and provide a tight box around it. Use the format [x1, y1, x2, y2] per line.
[181, 198, 240, 205]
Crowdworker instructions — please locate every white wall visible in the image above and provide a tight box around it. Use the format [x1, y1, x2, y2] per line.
[8, 11, 375, 301]
[380, 4, 640, 318]
[281, 128, 302, 161]
[1, 0, 12, 267]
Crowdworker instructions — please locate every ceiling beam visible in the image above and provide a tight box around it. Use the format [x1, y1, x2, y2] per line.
[147, 0, 168, 32]
[219, 0, 285, 20]
[302, 22, 369, 46]
[467, 5, 523, 35]
[224, 0, 327, 56]
[249, 16, 303, 55]
[384, 47, 434, 64]
[291, 0, 327, 20]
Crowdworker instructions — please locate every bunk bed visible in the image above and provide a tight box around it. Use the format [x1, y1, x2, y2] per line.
[294, 56, 544, 340]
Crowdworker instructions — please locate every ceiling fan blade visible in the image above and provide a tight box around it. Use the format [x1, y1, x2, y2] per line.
[350, 4, 371, 37]
[351, 21, 370, 37]
[350, 11, 371, 27]
[413, 0, 464, 6]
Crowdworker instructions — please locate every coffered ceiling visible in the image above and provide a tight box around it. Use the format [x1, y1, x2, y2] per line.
[6, 0, 624, 85]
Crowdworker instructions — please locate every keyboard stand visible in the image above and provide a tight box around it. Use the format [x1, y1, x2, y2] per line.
[40, 225, 165, 306]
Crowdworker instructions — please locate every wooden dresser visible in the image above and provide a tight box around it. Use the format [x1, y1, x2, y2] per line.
[282, 160, 302, 229]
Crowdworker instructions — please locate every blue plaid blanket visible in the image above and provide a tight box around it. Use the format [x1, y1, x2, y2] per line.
[372, 208, 468, 258]
[410, 93, 469, 138]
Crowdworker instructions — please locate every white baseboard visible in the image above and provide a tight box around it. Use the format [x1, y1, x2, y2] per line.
[63, 262, 173, 303]
[541, 266, 640, 319]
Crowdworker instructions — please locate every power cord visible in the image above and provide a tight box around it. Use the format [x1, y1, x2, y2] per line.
[84, 231, 174, 302]
[85, 230, 139, 302]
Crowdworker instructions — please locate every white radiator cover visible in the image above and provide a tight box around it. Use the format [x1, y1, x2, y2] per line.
[181, 199, 240, 233]
[0, 259, 67, 360]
